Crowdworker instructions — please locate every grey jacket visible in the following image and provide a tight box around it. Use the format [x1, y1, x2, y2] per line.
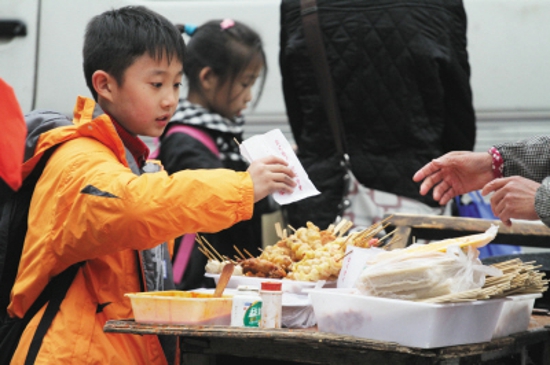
[496, 136, 550, 227]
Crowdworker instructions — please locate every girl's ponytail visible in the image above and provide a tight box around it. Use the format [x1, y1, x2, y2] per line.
[176, 23, 197, 36]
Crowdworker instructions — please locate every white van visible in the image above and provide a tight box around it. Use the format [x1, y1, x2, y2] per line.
[1, 0, 549, 150]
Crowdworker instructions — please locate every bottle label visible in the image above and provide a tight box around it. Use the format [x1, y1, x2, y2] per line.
[243, 301, 262, 327]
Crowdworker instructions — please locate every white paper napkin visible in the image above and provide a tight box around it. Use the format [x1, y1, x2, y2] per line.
[239, 129, 320, 205]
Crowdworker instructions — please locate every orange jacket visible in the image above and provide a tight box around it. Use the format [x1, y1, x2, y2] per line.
[10, 97, 254, 364]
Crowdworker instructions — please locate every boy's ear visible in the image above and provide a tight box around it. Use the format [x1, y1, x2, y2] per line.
[92, 70, 116, 102]
[198, 67, 216, 91]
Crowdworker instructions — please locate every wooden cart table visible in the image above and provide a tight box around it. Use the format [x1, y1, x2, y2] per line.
[104, 315, 550, 365]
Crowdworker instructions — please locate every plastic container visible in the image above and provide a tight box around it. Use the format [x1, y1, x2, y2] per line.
[231, 285, 262, 327]
[492, 293, 542, 339]
[205, 273, 335, 293]
[125, 290, 232, 325]
[260, 281, 283, 328]
[309, 288, 505, 348]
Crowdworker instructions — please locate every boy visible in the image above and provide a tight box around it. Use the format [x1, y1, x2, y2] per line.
[8, 6, 295, 364]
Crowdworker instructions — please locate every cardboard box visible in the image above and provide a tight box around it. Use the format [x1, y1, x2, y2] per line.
[309, 288, 505, 348]
[492, 293, 541, 339]
[126, 291, 232, 325]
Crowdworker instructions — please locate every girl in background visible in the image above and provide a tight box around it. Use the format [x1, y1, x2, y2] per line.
[156, 19, 276, 289]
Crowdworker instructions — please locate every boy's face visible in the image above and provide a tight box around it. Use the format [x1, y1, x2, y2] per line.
[104, 53, 183, 137]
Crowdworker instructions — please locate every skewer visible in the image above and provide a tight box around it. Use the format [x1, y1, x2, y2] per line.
[243, 248, 255, 259]
[198, 246, 216, 261]
[200, 236, 225, 262]
[333, 219, 348, 236]
[233, 245, 247, 260]
[336, 249, 353, 262]
[378, 229, 397, 245]
[275, 222, 283, 239]
[337, 221, 354, 237]
[233, 137, 241, 146]
[223, 255, 239, 265]
[195, 235, 219, 261]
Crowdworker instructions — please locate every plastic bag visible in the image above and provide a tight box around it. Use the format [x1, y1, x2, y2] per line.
[455, 191, 521, 259]
[355, 245, 502, 300]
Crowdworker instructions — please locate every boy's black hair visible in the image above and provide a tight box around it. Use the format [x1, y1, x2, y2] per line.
[83, 6, 186, 101]
[184, 19, 267, 109]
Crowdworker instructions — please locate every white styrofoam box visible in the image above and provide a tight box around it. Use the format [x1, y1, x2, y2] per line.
[492, 293, 542, 339]
[309, 288, 505, 348]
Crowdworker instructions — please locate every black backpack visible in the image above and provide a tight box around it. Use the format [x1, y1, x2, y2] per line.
[0, 111, 80, 365]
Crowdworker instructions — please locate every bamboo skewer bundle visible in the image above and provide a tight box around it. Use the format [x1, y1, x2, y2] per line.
[420, 258, 548, 303]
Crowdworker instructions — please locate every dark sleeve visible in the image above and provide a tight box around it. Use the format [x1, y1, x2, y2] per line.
[441, 1, 476, 152]
[280, 0, 305, 148]
[157, 132, 222, 175]
[496, 136, 550, 182]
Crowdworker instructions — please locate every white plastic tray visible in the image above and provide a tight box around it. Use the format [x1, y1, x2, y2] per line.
[309, 288, 505, 348]
[205, 273, 335, 294]
[492, 293, 542, 339]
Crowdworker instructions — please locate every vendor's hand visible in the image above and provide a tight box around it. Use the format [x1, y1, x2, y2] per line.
[482, 176, 540, 227]
[247, 156, 296, 202]
[413, 151, 493, 205]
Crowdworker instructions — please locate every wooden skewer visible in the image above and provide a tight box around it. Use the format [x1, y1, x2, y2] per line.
[336, 249, 353, 262]
[233, 245, 247, 260]
[333, 219, 348, 235]
[200, 236, 225, 262]
[223, 255, 239, 265]
[198, 246, 216, 261]
[243, 248, 255, 259]
[275, 222, 283, 239]
[378, 229, 397, 244]
[195, 235, 219, 261]
[233, 137, 241, 146]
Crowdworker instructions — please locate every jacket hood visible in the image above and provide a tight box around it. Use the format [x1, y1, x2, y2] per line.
[25, 110, 72, 162]
[22, 97, 128, 180]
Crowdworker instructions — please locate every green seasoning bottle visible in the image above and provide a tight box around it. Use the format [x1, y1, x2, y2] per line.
[231, 285, 262, 327]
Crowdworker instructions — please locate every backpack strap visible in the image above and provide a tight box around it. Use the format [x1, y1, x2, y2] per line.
[24, 262, 83, 365]
[162, 125, 219, 285]
[165, 125, 219, 155]
[149, 125, 219, 159]
[172, 233, 196, 285]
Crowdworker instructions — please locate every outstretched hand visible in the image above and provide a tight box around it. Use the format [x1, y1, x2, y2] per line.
[247, 156, 296, 202]
[482, 176, 540, 226]
[412, 151, 494, 205]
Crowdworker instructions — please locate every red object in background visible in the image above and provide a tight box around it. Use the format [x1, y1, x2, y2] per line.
[0, 78, 26, 191]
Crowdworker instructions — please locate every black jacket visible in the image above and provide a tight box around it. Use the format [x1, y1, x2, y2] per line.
[280, 0, 476, 228]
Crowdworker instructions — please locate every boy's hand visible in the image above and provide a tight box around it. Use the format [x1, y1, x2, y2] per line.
[247, 156, 296, 202]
